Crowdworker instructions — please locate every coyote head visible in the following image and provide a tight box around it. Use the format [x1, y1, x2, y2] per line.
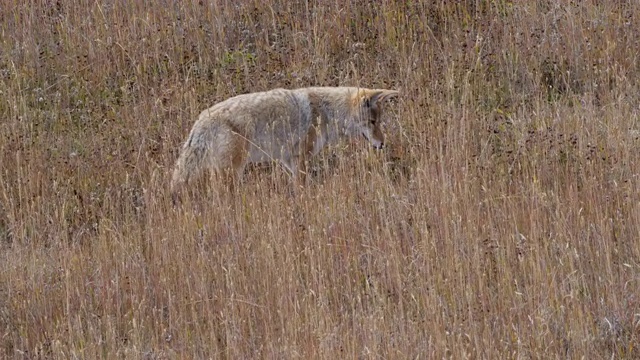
[351, 89, 399, 149]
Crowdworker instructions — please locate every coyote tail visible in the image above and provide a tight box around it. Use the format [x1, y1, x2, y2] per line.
[170, 139, 207, 203]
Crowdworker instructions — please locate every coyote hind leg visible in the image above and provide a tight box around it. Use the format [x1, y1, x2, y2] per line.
[219, 132, 250, 193]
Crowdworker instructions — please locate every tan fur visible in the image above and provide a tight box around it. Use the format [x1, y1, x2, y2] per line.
[170, 86, 399, 200]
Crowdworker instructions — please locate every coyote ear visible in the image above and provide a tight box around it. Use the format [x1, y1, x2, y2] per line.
[366, 89, 399, 107]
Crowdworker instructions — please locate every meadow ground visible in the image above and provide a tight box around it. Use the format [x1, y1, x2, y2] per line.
[1, 1, 639, 358]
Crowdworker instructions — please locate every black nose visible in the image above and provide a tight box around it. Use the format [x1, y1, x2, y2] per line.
[374, 142, 385, 150]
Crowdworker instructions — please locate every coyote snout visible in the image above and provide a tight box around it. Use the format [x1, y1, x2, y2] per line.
[362, 132, 384, 149]
[170, 86, 399, 199]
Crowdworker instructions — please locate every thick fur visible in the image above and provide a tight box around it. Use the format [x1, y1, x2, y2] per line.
[170, 86, 398, 199]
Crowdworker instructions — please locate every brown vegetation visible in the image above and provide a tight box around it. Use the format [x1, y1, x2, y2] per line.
[1, 1, 639, 358]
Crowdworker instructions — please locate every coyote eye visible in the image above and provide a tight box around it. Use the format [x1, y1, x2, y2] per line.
[370, 119, 376, 125]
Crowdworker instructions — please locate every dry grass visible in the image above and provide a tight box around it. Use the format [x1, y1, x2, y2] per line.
[1, 1, 639, 358]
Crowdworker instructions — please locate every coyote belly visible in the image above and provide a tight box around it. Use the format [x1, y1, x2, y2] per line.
[170, 86, 398, 198]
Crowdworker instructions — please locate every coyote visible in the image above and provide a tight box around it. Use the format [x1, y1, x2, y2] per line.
[170, 86, 399, 199]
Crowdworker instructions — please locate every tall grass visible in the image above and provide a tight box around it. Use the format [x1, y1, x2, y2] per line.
[1, 1, 638, 358]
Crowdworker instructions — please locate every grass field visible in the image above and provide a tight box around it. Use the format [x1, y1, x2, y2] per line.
[1, 1, 639, 358]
